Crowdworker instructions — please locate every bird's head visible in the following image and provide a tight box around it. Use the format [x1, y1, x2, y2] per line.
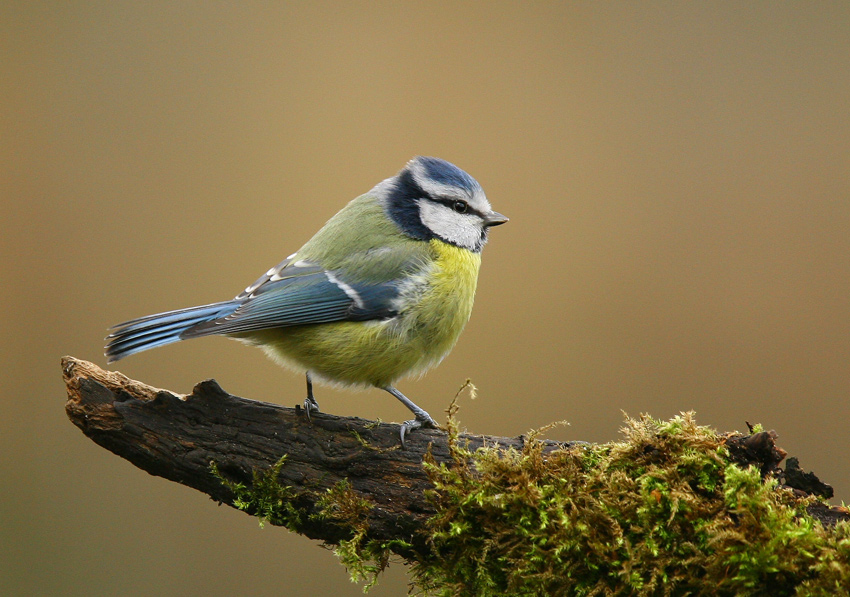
[380, 156, 508, 252]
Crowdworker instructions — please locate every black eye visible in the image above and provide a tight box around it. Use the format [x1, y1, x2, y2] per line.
[453, 200, 468, 214]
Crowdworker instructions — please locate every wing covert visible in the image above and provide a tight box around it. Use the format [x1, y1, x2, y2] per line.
[183, 267, 401, 338]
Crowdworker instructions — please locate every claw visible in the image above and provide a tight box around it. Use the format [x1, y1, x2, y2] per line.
[383, 385, 438, 448]
[399, 413, 438, 449]
[303, 372, 319, 422]
[303, 395, 320, 421]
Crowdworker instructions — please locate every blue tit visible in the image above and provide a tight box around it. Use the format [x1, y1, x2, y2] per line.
[105, 156, 507, 445]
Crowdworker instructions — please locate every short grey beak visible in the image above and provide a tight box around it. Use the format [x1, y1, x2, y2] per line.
[483, 211, 509, 227]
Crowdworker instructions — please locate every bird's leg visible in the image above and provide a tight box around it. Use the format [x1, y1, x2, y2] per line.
[383, 386, 439, 448]
[303, 372, 320, 421]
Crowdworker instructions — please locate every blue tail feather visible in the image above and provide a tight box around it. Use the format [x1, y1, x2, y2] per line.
[105, 300, 240, 363]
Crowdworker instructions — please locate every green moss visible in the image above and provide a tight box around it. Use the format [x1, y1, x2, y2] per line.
[211, 458, 400, 591]
[210, 455, 304, 529]
[211, 412, 850, 596]
[313, 479, 391, 590]
[414, 413, 850, 596]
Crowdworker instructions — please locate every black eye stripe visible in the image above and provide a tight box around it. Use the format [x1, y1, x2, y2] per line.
[432, 197, 483, 217]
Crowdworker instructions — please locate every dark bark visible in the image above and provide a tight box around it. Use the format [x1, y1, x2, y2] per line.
[62, 355, 849, 555]
[62, 356, 575, 555]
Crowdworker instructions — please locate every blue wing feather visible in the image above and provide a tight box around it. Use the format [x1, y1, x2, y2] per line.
[182, 270, 401, 337]
[106, 258, 406, 361]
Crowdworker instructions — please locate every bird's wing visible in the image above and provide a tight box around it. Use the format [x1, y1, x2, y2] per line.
[182, 257, 407, 338]
[235, 254, 297, 300]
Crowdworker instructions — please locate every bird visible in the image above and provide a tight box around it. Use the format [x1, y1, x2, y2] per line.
[105, 156, 507, 445]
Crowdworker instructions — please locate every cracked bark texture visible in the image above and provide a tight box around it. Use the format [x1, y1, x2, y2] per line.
[62, 355, 849, 556]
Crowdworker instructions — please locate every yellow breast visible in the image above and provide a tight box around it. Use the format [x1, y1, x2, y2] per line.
[247, 239, 482, 388]
[405, 239, 481, 359]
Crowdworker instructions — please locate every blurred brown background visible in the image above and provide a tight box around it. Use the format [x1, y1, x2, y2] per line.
[3, 2, 849, 595]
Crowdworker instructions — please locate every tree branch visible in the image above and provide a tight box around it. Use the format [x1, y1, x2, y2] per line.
[62, 356, 850, 592]
[62, 356, 573, 554]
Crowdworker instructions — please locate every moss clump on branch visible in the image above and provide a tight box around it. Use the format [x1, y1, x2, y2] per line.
[211, 413, 850, 595]
[415, 412, 850, 596]
[315, 479, 413, 590]
[211, 458, 404, 589]
[211, 456, 304, 529]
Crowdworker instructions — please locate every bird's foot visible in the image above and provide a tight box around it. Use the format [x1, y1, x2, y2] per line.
[399, 412, 439, 448]
[303, 395, 320, 422]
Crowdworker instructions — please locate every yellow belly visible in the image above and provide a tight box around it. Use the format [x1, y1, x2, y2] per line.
[239, 240, 482, 388]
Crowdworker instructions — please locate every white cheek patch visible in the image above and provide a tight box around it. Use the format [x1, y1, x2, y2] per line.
[418, 200, 482, 251]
